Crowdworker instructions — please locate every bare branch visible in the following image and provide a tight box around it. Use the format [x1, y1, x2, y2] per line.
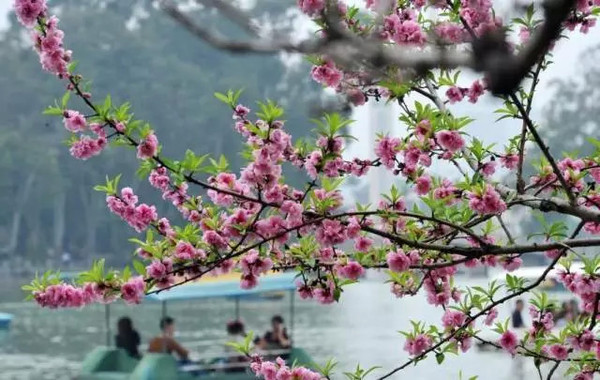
[159, 0, 315, 53]
[160, 0, 575, 96]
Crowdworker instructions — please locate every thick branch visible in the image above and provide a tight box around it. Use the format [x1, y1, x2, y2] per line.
[472, 0, 575, 95]
[162, 0, 575, 96]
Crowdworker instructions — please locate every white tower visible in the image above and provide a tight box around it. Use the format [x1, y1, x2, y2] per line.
[367, 100, 397, 205]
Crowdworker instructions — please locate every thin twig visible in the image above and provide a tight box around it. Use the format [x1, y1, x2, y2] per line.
[510, 94, 575, 204]
[516, 60, 544, 193]
[546, 360, 560, 380]
[496, 215, 516, 245]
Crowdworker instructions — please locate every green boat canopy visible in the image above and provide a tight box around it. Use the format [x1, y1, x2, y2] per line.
[145, 272, 297, 302]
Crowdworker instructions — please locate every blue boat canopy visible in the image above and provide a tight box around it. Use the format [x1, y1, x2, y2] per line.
[145, 272, 297, 302]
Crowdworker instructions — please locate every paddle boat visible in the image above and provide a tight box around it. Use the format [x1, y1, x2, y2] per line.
[79, 271, 314, 380]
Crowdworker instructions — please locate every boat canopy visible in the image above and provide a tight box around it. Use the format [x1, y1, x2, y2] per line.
[145, 271, 298, 302]
[99, 271, 299, 346]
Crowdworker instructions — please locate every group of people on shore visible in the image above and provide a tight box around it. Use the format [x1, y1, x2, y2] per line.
[511, 298, 581, 329]
[114, 314, 291, 368]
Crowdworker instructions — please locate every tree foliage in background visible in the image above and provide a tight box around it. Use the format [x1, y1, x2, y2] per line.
[0, 0, 319, 267]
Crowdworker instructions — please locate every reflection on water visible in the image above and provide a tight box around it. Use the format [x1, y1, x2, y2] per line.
[0, 275, 569, 379]
[0, 353, 79, 380]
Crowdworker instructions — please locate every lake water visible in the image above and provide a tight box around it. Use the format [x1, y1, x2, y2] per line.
[0, 273, 571, 380]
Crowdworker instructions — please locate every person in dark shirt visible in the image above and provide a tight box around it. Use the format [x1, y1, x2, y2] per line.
[256, 315, 291, 350]
[512, 299, 525, 328]
[115, 317, 141, 359]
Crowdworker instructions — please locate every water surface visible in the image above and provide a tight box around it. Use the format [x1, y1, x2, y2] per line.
[0, 275, 569, 379]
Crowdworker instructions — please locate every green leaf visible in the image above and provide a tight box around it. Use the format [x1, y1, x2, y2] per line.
[61, 92, 71, 109]
[214, 92, 229, 105]
[93, 185, 108, 193]
[214, 89, 244, 108]
[234, 331, 254, 355]
[232, 89, 244, 105]
[136, 160, 155, 179]
[103, 94, 112, 111]
[95, 174, 122, 195]
[435, 352, 445, 364]
[313, 358, 337, 377]
[205, 155, 229, 174]
[133, 260, 147, 277]
[256, 99, 284, 124]
[43, 106, 64, 116]
[67, 61, 79, 74]
[379, 80, 410, 98]
[122, 266, 132, 281]
[181, 150, 210, 172]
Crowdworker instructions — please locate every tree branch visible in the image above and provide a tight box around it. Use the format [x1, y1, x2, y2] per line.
[509, 93, 576, 204]
[376, 221, 584, 380]
[516, 60, 544, 193]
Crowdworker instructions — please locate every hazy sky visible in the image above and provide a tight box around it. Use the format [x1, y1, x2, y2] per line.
[0, 2, 10, 28]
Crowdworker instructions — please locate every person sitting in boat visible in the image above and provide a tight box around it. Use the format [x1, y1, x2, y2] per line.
[115, 317, 141, 359]
[224, 320, 249, 371]
[225, 320, 247, 353]
[512, 299, 525, 328]
[148, 316, 189, 362]
[256, 315, 291, 352]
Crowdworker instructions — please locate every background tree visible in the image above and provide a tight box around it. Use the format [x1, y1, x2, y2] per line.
[0, 0, 322, 267]
[516, 44, 600, 243]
